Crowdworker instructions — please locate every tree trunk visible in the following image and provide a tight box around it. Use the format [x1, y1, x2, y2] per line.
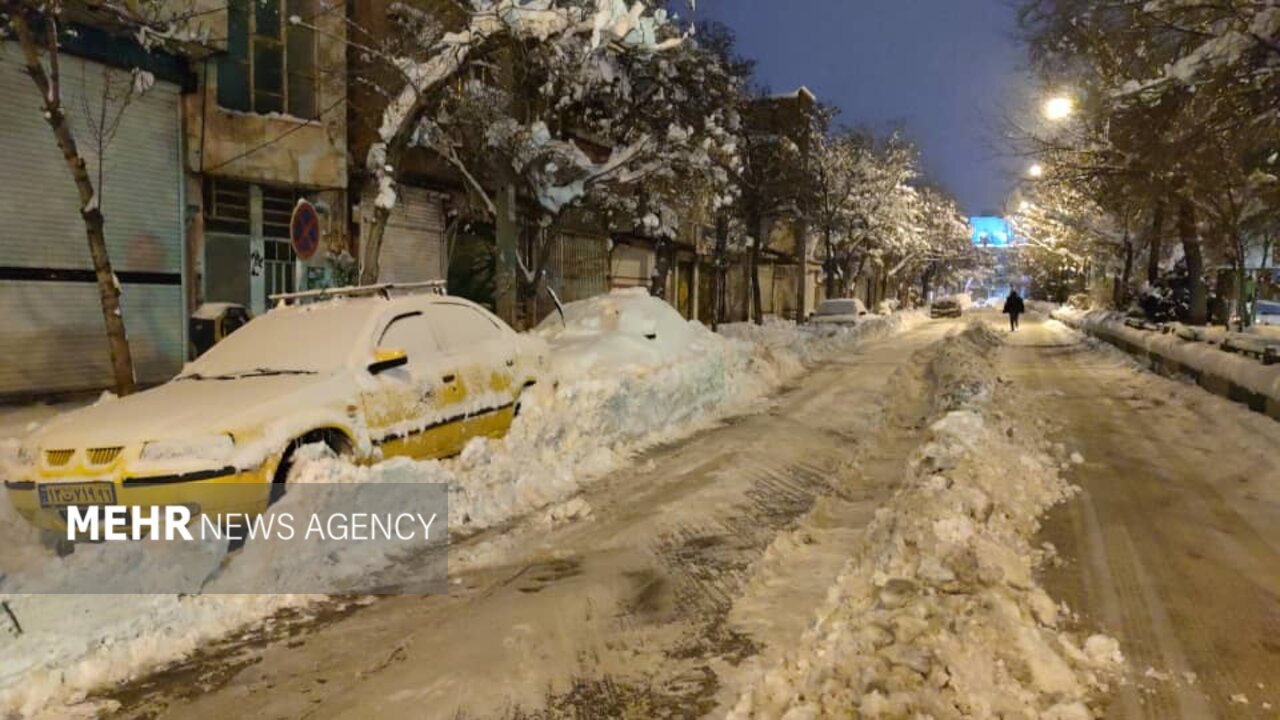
[749, 239, 763, 325]
[494, 177, 520, 326]
[712, 214, 728, 330]
[795, 217, 808, 323]
[1232, 236, 1249, 329]
[649, 238, 672, 299]
[1177, 197, 1208, 325]
[359, 202, 392, 285]
[1117, 231, 1134, 308]
[1146, 201, 1165, 286]
[1212, 264, 1232, 326]
[824, 230, 837, 297]
[13, 14, 135, 395]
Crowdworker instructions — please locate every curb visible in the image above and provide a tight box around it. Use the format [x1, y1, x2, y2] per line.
[1052, 310, 1280, 422]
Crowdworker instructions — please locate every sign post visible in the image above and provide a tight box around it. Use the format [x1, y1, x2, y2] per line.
[290, 199, 322, 261]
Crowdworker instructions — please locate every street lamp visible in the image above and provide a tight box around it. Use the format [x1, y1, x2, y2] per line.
[1043, 95, 1074, 121]
[1019, 200, 1032, 212]
[1028, 163, 1044, 178]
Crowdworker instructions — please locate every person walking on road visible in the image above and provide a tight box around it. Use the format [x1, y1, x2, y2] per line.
[1003, 290, 1025, 332]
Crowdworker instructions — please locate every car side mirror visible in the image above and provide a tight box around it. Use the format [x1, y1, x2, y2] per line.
[369, 348, 408, 375]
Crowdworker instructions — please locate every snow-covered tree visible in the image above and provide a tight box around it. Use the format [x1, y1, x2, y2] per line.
[353, 0, 704, 325]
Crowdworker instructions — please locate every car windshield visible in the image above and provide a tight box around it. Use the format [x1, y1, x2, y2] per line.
[181, 302, 378, 379]
[817, 300, 858, 316]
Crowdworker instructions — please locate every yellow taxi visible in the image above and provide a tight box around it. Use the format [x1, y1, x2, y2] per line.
[5, 283, 545, 532]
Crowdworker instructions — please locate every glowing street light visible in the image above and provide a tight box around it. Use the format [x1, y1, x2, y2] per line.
[1043, 95, 1074, 121]
[1028, 163, 1044, 178]
[1019, 200, 1032, 212]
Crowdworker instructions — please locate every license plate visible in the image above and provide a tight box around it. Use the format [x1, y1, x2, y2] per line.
[38, 482, 117, 508]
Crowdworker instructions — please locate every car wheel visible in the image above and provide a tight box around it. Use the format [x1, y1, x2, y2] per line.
[271, 429, 353, 505]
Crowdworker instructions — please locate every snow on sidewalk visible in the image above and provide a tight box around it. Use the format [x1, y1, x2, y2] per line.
[0, 291, 921, 718]
[1053, 307, 1280, 406]
[727, 323, 1123, 719]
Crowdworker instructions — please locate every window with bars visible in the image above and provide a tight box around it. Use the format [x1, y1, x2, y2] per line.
[262, 185, 302, 238]
[218, 0, 318, 119]
[204, 179, 252, 235]
[264, 238, 297, 298]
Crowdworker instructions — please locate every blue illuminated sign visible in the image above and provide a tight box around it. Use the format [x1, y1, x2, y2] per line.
[970, 216, 1016, 247]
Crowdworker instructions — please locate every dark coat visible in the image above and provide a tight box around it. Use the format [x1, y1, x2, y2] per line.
[1003, 294, 1025, 315]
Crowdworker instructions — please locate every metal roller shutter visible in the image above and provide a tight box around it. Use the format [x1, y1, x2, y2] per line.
[0, 46, 183, 397]
[549, 232, 609, 303]
[379, 187, 446, 283]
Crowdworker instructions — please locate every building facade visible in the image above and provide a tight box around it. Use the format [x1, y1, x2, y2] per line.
[185, 0, 350, 318]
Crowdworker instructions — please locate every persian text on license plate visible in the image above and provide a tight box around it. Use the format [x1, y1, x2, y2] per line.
[38, 482, 117, 508]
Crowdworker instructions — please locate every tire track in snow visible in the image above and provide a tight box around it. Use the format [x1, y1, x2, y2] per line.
[98, 321, 957, 720]
[1014, 316, 1280, 718]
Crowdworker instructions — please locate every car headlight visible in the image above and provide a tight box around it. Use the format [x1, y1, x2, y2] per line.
[140, 434, 235, 465]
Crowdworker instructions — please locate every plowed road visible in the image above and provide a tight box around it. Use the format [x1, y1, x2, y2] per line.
[97, 313, 1280, 719]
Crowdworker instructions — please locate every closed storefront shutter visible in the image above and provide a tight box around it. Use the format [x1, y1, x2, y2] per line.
[549, 232, 609, 303]
[0, 46, 183, 397]
[380, 187, 446, 283]
[610, 243, 652, 290]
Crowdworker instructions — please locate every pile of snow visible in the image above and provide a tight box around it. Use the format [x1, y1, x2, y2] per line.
[720, 311, 925, 382]
[1025, 299, 1060, 317]
[926, 322, 1003, 413]
[728, 324, 1122, 718]
[877, 298, 902, 315]
[0, 292, 923, 717]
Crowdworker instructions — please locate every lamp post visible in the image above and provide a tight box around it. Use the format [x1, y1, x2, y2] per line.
[1028, 163, 1044, 179]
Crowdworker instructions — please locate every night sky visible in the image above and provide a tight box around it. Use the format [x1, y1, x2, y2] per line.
[688, 0, 1029, 216]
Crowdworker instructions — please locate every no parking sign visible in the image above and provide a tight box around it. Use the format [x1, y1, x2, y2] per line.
[290, 199, 321, 261]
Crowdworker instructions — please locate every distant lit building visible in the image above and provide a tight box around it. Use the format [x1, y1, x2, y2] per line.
[969, 216, 1018, 248]
[967, 216, 1024, 299]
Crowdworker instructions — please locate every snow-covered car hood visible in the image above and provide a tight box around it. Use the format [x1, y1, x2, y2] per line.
[810, 314, 859, 325]
[28, 374, 335, 449]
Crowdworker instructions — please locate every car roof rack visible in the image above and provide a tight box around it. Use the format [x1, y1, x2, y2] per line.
[270, 281, 448, 306]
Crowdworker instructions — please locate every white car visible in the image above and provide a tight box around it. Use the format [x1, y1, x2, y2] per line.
[7, 286, 546, 531]
[1257, 300, 1280, 326]
[809, 298, 869, 326]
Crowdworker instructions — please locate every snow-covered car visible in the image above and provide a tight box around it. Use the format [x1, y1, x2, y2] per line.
[534, 288, 706, 376]
[809, 298, 869, 326]
[5, 287, 545, 532]
[929, 298, 962, 319]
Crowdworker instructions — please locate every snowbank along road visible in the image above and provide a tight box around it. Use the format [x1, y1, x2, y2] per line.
[93, 315, 1128, 719]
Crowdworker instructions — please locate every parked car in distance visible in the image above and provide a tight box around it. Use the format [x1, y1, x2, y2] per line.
[1257, 300, 1280, 326]
[809, 298, 869, 326]
[5, 284, 546, 533]
[929, 298, 963, 319]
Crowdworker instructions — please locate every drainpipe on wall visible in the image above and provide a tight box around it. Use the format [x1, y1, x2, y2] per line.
[177, 98, 190, 361]
[250, 184, 265, 314]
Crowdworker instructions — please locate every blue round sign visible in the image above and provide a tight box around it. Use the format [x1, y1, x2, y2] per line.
[290, 200, 321, 260]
